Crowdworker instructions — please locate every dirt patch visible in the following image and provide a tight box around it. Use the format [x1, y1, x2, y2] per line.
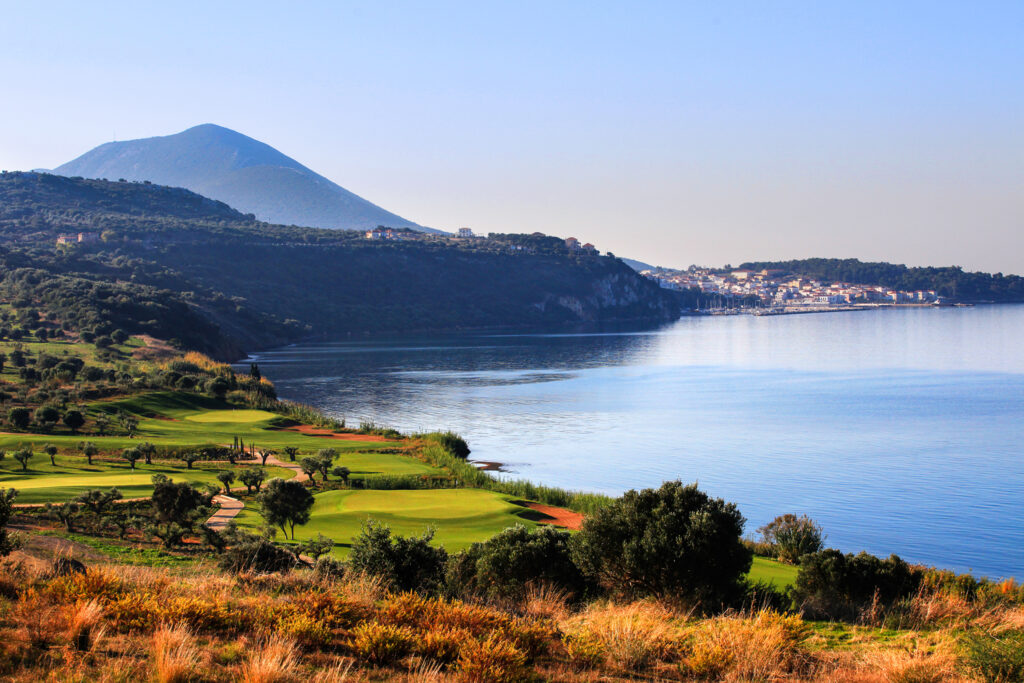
[132, 335, 178, 361]
[520, 502, 584, 531]
[471, 460, 506, 472]
[9, 521, 110, 565]
[278, 424, 390, 442]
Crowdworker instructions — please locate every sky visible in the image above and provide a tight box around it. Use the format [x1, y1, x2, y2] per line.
[1, 1, 1022, 274]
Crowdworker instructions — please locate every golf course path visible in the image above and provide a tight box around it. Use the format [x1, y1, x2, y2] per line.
[264, 454, 309, 482]
[206, 495, 243, 530]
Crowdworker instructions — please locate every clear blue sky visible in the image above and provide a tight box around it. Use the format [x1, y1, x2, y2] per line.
[2, 1, 1021, 273]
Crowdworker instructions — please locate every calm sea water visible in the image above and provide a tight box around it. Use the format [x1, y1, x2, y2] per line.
[240, 306, 1024, 580]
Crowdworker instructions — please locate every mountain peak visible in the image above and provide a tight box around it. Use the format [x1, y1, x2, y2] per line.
[53, 125, 431, 232]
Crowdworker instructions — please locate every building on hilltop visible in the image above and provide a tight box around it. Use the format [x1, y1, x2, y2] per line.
[565, 237, 581, 252]
[56, 231, 100, 246]
[457, 227, 475, 238]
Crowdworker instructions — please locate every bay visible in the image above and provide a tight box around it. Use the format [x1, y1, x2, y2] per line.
[240, 305, 1024, 580]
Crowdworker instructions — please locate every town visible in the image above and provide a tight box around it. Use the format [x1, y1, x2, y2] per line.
[640, 266, 947, 313]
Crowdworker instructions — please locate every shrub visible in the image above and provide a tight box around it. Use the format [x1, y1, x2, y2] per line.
[961, 630, 1024, 683]
[757, 514, 825, 563]
[457, 633, 530, 683]
[348, 521, 448, 594]
[570, 481, 752, 608]
[790, 549, 921, 620]
[350, 622, 414, 664]
[447, 524, 586, 601]
[220, 537, 297, 574]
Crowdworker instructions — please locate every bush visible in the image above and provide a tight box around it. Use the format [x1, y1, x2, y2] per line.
[447, 524, 586, 601]
[570, 481, 752, 608]
[348, 521, 448, 595]
[961, 630, 1024, 683]
[350, 622, 414, 664]
[219, 538, 297, 574]
[790, 549, 921, 620]
[757, 514, 825, 563]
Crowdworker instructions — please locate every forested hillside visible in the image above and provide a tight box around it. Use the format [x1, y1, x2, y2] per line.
[0, 172, 678, 358]
[740, 257, 1024, 302]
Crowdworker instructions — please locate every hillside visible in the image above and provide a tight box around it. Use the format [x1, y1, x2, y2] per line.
[52, 124, 435, 232]
[0, 172, 679, 358]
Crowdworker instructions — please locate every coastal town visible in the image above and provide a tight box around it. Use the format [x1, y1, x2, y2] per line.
[639, 266, 948, 312]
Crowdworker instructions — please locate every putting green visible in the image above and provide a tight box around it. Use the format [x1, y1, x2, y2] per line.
[184, 410, 278, 423]
[236, 488, 540, 554]
[749, 556, 799, 588]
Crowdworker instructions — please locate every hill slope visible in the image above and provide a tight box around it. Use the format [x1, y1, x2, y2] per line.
[53, 124, 434, 232]
[0, 172, 679, 358]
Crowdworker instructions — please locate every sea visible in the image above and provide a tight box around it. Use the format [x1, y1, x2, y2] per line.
[238, 305, 1024, 580]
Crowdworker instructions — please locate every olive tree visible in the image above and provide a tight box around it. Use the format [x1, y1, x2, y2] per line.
[257, 477, 314, 540]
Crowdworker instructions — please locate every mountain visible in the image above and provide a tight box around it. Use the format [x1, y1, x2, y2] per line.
[53, 124, 436, 232]
[0, 172, 680, 358]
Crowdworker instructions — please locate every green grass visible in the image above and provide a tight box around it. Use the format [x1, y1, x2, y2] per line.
[0, 391, 434, 502]
[0, 454, 294, 503]
[39, 531, 204, 567]
[748, 556, 799, 588]
[235, 488, 541, 555]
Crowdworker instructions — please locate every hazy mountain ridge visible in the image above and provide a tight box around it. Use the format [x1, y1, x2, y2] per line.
[53, 124, 436, 232]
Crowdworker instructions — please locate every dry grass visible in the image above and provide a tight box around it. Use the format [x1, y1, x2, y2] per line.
[683, 608, 813, 681]
[868, 649, 962, 683]
[68, 598, 105, 651]
[239, 635, 300, 683]
[561, 600, 682, 672]
[520, 582, 571, 622]
[152, 623, 201, 683]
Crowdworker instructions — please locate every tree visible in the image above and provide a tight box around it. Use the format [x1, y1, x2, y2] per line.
[238, 467, 266, 494]
[104, 511, 139, 540]
[570, 481, 752, 608]
[216, 471, 235, 494]
[790, 550, 920, 620]
[315, 448, 337, 481]
[257, 477, 314, 540]
[447, 524, 586, 601]
[298, 533, 335, 562]
[205, 376, 229, 399]
[63, 409, 85, 433]
[0, 352, 6, 373]
[111, 329, 128, 344]
[348, 521, 448, 595]
[138, 442, 156, 465]
[34, 405, 61, 430]
[76, 487, 123, 516]
[81, 442, 98, 465]
[180, 452, 200, 470]
[283, 446, 299, 462]
[331, 466, 351, 484]
[94, 415, 110, 436]
[12, 448, 33, 471]
[299, 457, 320, 484]
[121, 447, 141, 470]
[249, 363, 261, 381]
[259, 448, 275, 466]
[757, 514, 825, 564]
[149, 478, 213, 548]
[7, 407, 30, 430]
[46, 501, 80, 531]
[0, 488, 21, 556]
[43, 443, 58, 466]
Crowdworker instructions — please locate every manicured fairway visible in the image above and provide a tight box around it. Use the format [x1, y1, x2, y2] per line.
[749, 556, 799, 588]
[0, 455, 294, 503]
[235, 488, 541, 555]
